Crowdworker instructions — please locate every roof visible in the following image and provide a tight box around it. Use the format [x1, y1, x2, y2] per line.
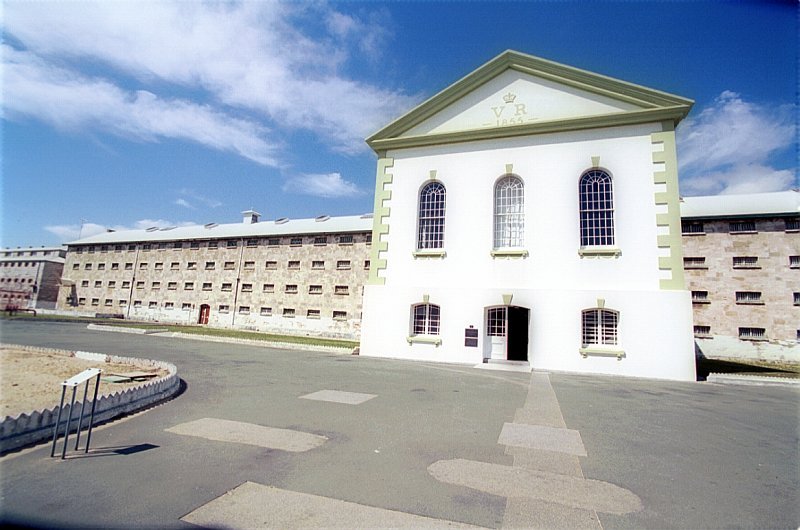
[367, 49, 693, 153]
[680, 190, 800, 219]
[67, 214, 374, 245]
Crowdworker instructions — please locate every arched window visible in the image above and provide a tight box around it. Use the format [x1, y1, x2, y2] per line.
[494, 176, 524, 248]
[581, 308, 619, 347]
[417, 182, 446, 249]
[579, 169, 615, 247]
[412, 303, 440, 335]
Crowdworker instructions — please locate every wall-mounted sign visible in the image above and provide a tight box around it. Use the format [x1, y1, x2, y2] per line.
[465, 327, 478, 347]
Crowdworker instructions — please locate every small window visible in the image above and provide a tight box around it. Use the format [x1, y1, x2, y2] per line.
[208, 241, 218, 250]
[314, 236, 327, 246]
[171, 262, 180, 270]
[337, 260, 351, 270]
[205, 261, 216, 270]
[128, 244, 136, 251]
[85, 263, 92, 270]
[309, 285, 323, 294]
[155, 262, 164, 270]
[307, 309, 321, 319]
[265, 261, 277, 270]
[190, 241, 200, 249]
[202, 282, 212, 291]
[246, 239, 258, 248]
[104, 299, 113, 307]
[122, 281, 131, 289]
[683, 257, 706, 269]
[136, 281, 145, 289]
[125, 263, 133, 270]
[108, 281, 116, 288]
[78, 297, 86, 306]
[111, 263, 119, 270]
[285, 284, 298, 294]
[224, 261, 235, 270]
[219, 305, 230, 313]
[260, 307, 272, 316]
[100, 245, 108, 253]
[97, 263, 106, 270]
[729, 221, 756, 233]
[93, 280, 102, 288]
[312, 260, 324, 269]
[339, 234, 354, 245]
[227, 240, 238, 248]
[793, 292, 800, 306]
[334, 285, 349, 295]
[149, 301, 158, 308]
[283, 308, 295, 317]
[118, 299, 127, 307]
[133, 300, 141, 308]
[187, 261, 197, 270]
[182, 303, 191, 310]
[243, 261, 255, 270]
[152, 282, 161, 290]
[691, 290, 709, 303]
[785, 219, 800, 232]
[72, 263, 80, 270]
[238, 306, 250, 314]
[790, 256, 800, 268]
[168, 282, 177, 290]
[290, 237, 303, 246]
[288, 260, 300, 270]
[735, 291, 762, 304]
[366, 233, 372, 244]
[241, 283, 252, 293]
[267, 238, 280, 246]
[693, 325, 711, 337]
[739, 327, 766, 340]
[184, 282, 194, 291]
[141, 244, 151, 251]
[221, 283, 232, 292]
[412, 303, 440, 335]
[681, 221, 705, 235]
[91, 298, 99, 306]
[114, 245, 123, 252]
[263, 283, 274, 293]
[364, 260, 370, 270]
[139, 262, 147, 270]
[333, 310, 347, 321]
[88, 246, 96, 254]
[173, 242, 183, 250]
[157, 243, 167, 250]
[732, 256, 759, 268]
[76, 247, 84, 254]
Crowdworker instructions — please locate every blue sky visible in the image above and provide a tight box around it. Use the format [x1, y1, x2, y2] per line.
[2, 0, 797, 247]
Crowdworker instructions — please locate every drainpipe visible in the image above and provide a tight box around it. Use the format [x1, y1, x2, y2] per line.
[125, 245, 141, 320]
[229, 238, 245, 328]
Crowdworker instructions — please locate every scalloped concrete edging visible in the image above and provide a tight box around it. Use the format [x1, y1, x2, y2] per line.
[0, 344, 180, 454]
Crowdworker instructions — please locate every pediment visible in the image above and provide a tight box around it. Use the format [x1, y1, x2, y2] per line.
[367, 50, 693, 152]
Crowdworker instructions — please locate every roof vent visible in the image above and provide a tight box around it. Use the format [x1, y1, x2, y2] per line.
[315, 215, 330, 222]
[204, 223, 218, 229]
[160, 226, 176, 231]
[275, 217, 289, 225]
[145, 227, 159, 232]
[360, 213, 374, 219]
[241, 209, 261, 224]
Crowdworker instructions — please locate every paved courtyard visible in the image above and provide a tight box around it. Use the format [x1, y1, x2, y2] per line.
[1, 320, 798, 529]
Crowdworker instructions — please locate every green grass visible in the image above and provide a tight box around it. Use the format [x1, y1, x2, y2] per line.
[0, 312, 359, 349]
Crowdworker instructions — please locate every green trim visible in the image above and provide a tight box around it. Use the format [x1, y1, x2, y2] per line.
[368, 158, 394, 285]
[491, 249, 529, 259]
[578, 247, 621, 258]
[369, 107, 690, 152]
[652, 127, 685, 291]
[413, 249, 446, 259]
[579, 347, 626, 360]
[366, 49, 693, 149]
[407, 335, 442, 346]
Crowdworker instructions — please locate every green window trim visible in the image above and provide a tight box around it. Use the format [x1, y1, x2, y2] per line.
[578, 247, 621, 258]
[413, 249, 447, 259]
[407, 336, 442, 346]
[491, 249, 529, 259]
[579, 347, 625, 360]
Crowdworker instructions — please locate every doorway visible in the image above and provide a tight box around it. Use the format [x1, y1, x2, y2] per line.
[485, 305, 529, 361]
[198, 304, 210, 325]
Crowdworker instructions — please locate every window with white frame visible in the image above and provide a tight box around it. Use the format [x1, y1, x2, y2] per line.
[581, 308, 619, 347]
[487, 307, 506, 337]
[579, 169, 615, 247]
[411, 303, 440, 335]
[417, 182, 446, 249]
[493, 176, 524, 248]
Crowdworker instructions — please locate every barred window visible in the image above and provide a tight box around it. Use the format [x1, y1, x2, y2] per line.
[694, 325, 711, 336]
[494, 176, 524, 248]
[417, 182, 446, 249]
[729, 221, 756, 233]
[581, 308, 619, 347]
[739, 327, 765, 340]
[735, 291, 762, 304]
[412, 303, 440, 335]
[732, 256, 759, 268]
[683, 257, 706, 268]
[691, 290, 709, 303]
[579, 169, 615, 247]
[339, 234, 354, 244]
[785, 219, 800, 231]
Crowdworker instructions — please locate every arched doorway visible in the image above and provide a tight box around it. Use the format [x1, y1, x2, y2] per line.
[198, 304, 210, 325]
[485, 305, 529, 361]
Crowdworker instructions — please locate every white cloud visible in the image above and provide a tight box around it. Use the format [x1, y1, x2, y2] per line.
[677, 91, 797, 195]
[174, 199, 195, 209]
[44, 219, 197, 242]
[282, 172, 363, 198]
[3, 1, 415, 155]
[3, 45, 279, 166]
[177, 189, 223, 209]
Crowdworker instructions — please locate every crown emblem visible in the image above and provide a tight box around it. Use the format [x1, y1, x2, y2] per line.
[502, 92, 517, 104]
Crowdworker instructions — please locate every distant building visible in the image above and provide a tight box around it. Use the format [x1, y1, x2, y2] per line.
[359, 50, 697, 381]
[56, 212, 372, 340]
[681, 190, 799, 343]
[0, 246, 66, 309]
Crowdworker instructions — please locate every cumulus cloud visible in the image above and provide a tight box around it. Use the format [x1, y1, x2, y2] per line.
[677, 91, 797, 195]
[282, 172, 363, 198]
[175, 189, 223, 210]
[3, 1, 414, 156]
[45, 219, 197, 242]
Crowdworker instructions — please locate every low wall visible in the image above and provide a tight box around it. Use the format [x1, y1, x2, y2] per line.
[696, 335, 799, 364]
[0, 344, 180, 454]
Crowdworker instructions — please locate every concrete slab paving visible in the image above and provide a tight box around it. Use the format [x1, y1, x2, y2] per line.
[165, 418, 328, 452]
[498, 422, 587, 456]
[502, 497, 601, 530]
[181, 481, 482, 529]
[299, 389, 378, 405]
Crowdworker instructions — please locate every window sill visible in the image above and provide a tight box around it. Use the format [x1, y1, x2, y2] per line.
[739, 336, 767, 342]
[684, 266, 708, 270]
[681, 232, 706, 236]
[490, 249, 528, 259]
[729, 231, 758, 235]
[732, 266, 761, 270]
[578, 247, 621, 258]
[692, 300, 710, 304]
[735, 301, 764, 305]
[413, 249, 446, 259]
[407, 335, 442, 346]
[694, 333, 712, 339]
[579, 347, 625, 360]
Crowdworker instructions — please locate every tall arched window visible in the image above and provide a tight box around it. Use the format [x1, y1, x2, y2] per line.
[579, 169, 615, 247]
[581, 308, 619, 347]
[417, 182, 446, 249]
[494, 176, 524, 248]
[412, 303, 440, 335]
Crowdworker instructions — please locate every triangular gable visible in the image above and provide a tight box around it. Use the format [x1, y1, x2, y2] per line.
[367, 50, 693, 153]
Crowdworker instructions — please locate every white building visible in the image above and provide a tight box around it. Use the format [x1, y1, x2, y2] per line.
[360, 50, 697, 380]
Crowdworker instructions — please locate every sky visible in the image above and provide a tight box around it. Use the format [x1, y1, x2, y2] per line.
[2, 0, 797, 248]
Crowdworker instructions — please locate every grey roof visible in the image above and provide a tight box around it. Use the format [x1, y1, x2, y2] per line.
[680, 190, 799, 219]
[67, 214, 374, 245]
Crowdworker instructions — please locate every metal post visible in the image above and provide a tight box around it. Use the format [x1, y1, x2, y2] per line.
[61, 386, 77, 460]
[74, 379, 91, 450]
[50, 385, 68, 457]
[84, 373, 101, 453]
